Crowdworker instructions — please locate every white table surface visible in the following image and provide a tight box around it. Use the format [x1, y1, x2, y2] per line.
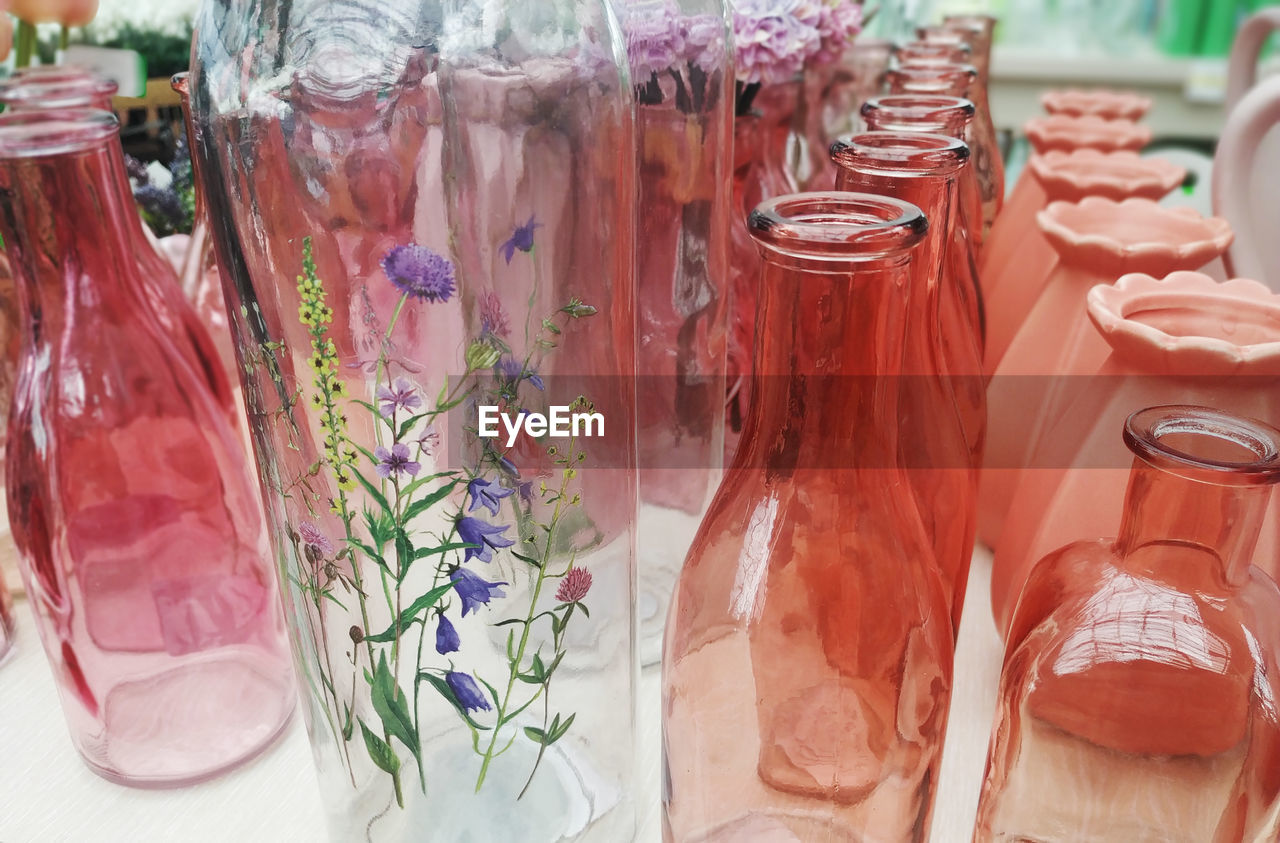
[0, 550, 1002, 843]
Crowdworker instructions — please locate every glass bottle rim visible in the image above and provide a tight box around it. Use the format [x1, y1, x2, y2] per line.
[896, 42, 972, 62]
[1124, 405, 1280, 486]
[830, 131, 969, 177]
[0, 76, 118, 108]
[861, 95, 975, 126]
[915, 26, 969, 46]
[887, 63, 977, 95]
[748, 191, 927, 262]
[171, 71, 190, 96]
[0, 108, 118, 158]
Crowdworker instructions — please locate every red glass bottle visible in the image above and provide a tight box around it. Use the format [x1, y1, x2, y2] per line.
[0, 74, 117, 110]
[976, 405, 1280, 842]
[860, 94, 984, 347]
[726, 114, 765, 460]
[890, 60, 1002, 244]
[830, 133, 982, 634]
[664, 193, 953, 841]
[0, 109, 295, 785]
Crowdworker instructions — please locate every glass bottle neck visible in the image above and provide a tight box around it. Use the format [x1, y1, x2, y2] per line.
[0, 137, 150, 339]
[738, 252, 911, 470]
[1117, 458, 1272, 586]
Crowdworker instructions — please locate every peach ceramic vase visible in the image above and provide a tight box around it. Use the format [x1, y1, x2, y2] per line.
[975, 405, 1280, 843]
[859, 94, 984, 346]
[1039, 89, 1153, 121]
[1023, 114, 1152, 156]
[982, 150, 1187, 356]
[663, 193, 953, 841]
[978, 198, 1234, 547]
[989, 271, 1280, 637]
[830, 132, 982, 635]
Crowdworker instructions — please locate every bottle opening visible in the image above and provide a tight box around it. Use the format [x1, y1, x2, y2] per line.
[747, 191, 927, 261]
[1124, 405, 1280, 485]
[887, 63, 977, 95]
[0, 108, 118, 158]
[830, 131, 969, 176]
[0, 77, 118, 109]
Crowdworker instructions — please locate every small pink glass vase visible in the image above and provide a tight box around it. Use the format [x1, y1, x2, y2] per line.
[976, 405, 1280, 842]
[983, 150, 1187, 354]
[1039, 88, 1153, 121]
[664, 193, 952, 841]
[1024, 114, 1152, 155]
[0, 74, 117, 110]
[990, 271, 1280, 636]
[980, 198, 1234, 547]
[0, 109, 295, 786]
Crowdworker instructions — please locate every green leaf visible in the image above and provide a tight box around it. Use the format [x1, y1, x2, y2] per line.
[550, 712, 575, 742]
[352, 469, 392, 516]
[435, 378, 449, 408]
[542, 318, 562, 335]
[394, 529, 415, 577]
[402, 479, 460, 525]
[412, 542, 476, 561]
[512, 550, 542, 569]
[342, 703, 354, 741]
[523, 726, 547, 744]
[359, 719, 401, 775]
[396, 411, 433, 441]
[345, 538, 390, 575]
[371, 652, 418, 755]
[366, 582, 456, 643]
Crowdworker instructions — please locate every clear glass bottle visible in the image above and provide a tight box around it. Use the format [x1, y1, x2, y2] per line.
[663, 192, 953, 841]
[0, 108, 295, 785]
[616, 0, 733, 665]
[191, 1, 639, 838]
[977, 405, 1280, 842]
[830, 133, 982, 635]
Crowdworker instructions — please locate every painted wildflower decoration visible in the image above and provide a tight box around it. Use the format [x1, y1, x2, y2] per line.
[284, 226, 598, 808]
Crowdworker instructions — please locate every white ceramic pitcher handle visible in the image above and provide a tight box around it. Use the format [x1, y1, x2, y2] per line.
[1227, 8, 1280, 110]
[1214, 74, 1280, 286]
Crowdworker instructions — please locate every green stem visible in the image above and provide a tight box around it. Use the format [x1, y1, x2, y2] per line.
[15, 21, 36, 69]
[59, 25, 69, 52]
[474, 441, 576, 791]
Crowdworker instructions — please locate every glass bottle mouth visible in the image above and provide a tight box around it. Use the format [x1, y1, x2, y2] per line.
[11, 65, 92, 83]
[747, 191, 927, 262]
[171, 71, 190, 96]
[0, 76, 118, 109]
[830, 131, 969, 177]
[896, 42, 971, 64]
[1124, 405, 1280, 486]
[861, 95, 975, 131]
[887, 63, 977, 95]
[915, 26, 969, 47]
[0, 108, 118, 158]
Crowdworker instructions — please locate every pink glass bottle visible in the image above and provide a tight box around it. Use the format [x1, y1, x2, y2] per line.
[990, 271, 1280, 637]
[0, 109, 295, 785]
[831, 133, 982, 633]
[0, 74, 117, 110]
[976, 405, 1280, 842]
[860, 94, 985, 347]
[663, 193, 953, 841]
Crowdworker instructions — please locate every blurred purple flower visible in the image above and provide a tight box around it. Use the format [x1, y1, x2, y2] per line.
[499, 216, 541, 264]
[435, 613, 460, 655]
[810, 0, 862, 65]
[298, 521, 334, 557]
[445, 670, 492, 712]
[683, 14, 728, 72]
[381, 244, 456, 302]
[376, 376, 423, 417]
[621, 0, 685, 79]
[375, 443, 421, 478]
[732, 0, 822, 85]
[417, 424, 440, 457]
[457, 516, 515, 563]
[450, 568, 507, 615]
[467, 477, 514, 516]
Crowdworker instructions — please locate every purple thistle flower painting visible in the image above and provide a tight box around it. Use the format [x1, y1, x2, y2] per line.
[298, 521, 334, 557]
[480, 291, 511, 338]
[450, 568, 507, 616]
[456, 516, 515, 563]
[376, 377, 423, 417]
[467, 477, 515, 516]
[374, 443, 421, 479]
[381, 244, 456, 302]
[445, 671, 492, 713]
[499, 216, 541, 264]
[435, 613, 461, 655]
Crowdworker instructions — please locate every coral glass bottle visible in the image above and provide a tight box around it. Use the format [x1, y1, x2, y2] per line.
[663, 193, 953, 841]
[0, 109, 295, 785]
[977, 405, 1280, 842]
[830, 133, 982, 634]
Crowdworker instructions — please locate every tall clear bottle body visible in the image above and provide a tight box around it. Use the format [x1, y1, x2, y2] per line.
[191, 1, 639, 838]
[617, 0, 733, 664]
